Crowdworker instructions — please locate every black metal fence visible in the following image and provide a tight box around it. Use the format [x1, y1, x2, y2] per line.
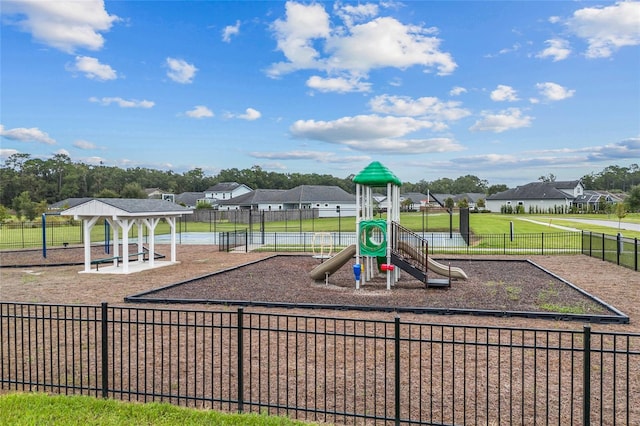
[582, 231, 639, 271]
[2, 302, 638, 425]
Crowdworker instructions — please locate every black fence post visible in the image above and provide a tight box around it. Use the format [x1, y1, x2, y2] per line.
[237, 307, 244, 413]
[394, 316, 401, 426]
[541, 233, 544, 256]
[602, 233, 605, 262]
[583, 325, 591, 426]
[101, 302, 109, 399]
[635, 238, 638, 271]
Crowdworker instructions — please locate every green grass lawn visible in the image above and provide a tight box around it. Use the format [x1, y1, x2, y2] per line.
[2, 212, 638, 250]
[0, 393, 316, 426]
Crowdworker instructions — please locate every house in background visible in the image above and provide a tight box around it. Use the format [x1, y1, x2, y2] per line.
[174, 192, 206, 209]
[400, 192, 430, 211]
[573, 190, 626, 212]
[218, 185, 356, 217]
[144, 188, 163, 199]
[486, 180, 584, 212]
[455, 193, 486, 209]
[203, 182, 252, 206]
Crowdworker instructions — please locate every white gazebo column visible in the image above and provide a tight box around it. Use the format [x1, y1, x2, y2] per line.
[115, 219, 135, 273]
[143, 217, 160, 267]
[107, 218, 120, 266]
[136, 220, 144, 261]
[167, 216, 177, 262]
[81, 216, 100, 272]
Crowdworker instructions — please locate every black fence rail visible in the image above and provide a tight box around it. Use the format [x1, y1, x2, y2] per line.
[2, 302, 639, 425]
[582, 231, 639, 271]
[0, 219, 84, 250]
[218, 230, 248, 252]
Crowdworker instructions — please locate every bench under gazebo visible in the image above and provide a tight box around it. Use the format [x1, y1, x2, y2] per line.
[59, 198, 192, 274]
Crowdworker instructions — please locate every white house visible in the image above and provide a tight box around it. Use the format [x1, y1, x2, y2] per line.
[203, 182, 252, 205]
[486, 180, 584, 212]
[217, 185, 356, 217]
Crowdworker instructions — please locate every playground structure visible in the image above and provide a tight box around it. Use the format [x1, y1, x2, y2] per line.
[310, 161, 468, 288]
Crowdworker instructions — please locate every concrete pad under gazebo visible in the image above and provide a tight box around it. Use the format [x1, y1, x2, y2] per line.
[59, 198, 192, 274]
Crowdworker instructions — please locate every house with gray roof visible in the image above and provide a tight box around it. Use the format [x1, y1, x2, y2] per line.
[174, 192, 206, 209]
[486, 180, 584, 213]
[573, 190, 625, 212]
[203, 182, 252, 206]
[455, 193, 487, 209]
[217, 185, 356, 217]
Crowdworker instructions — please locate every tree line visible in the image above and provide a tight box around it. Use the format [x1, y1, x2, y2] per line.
[1, 153, 638, 218]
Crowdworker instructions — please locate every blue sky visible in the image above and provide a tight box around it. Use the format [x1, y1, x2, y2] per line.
[1, 1, 639, 186]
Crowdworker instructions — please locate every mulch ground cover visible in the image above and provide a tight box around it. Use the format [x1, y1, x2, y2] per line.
[133, 255, 615, 319]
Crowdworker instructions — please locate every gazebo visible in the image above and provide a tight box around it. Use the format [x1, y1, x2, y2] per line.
[59, 198, 192, 274]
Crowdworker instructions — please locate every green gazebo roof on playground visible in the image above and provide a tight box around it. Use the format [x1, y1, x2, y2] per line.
[353, 161, 402, 187]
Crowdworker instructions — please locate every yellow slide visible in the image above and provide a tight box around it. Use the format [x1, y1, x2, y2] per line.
[397, 241, 468, 280]
[309, 244, 356, 280]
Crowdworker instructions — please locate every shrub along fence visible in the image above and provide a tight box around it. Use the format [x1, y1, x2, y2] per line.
[1, 302, 638, 425]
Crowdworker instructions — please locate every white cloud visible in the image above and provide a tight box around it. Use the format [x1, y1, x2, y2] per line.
[586, 137, 640, 161]
[0, 148, 20, 158]
[289, 114, 463, 154]
[445, 138, 640, 172]
[0, 124, 56, 145]
[369, 94, 471, 121]
[54, 148, 70, 156]
[185, 105, 214, 119]
[469, 108, 533, 133]
[268, 2, 456, 83]
[306, 75, 371, 93]
[238, 108, 261, 121]
[166, 57, 198, 84]
[1, 0, 119, 53]
[490, 85, 519, 102]
[536, 82, 575, 101]
[69, 56, 117, 80]
[222, 20, 240, 42]
[73, 140, 97, 150]
[334, 2, 379, 27]
[537, 38, 571, 61]
[225, 108, 262, 120]
[325, 17, 456, 75]
[249, 150, 370, 163]
[565, 1, 640, 58]
[268, 2, 331, 76]
[89, 96, 154, 108]
[450, 86, 467, 96]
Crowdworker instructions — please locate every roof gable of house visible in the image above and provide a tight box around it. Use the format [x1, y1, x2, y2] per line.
[487, 181, 580, 201]
[205, 182, 248, 192]
[400, 192, 428, 203]
[175, 192, 205, 206]
[217, 189, 286, 206]
[282, 185, 355, 203]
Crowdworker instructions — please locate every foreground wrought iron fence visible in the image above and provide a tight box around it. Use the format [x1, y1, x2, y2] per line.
[2, 302, 639, 425]
[582, 231, 639, 271]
